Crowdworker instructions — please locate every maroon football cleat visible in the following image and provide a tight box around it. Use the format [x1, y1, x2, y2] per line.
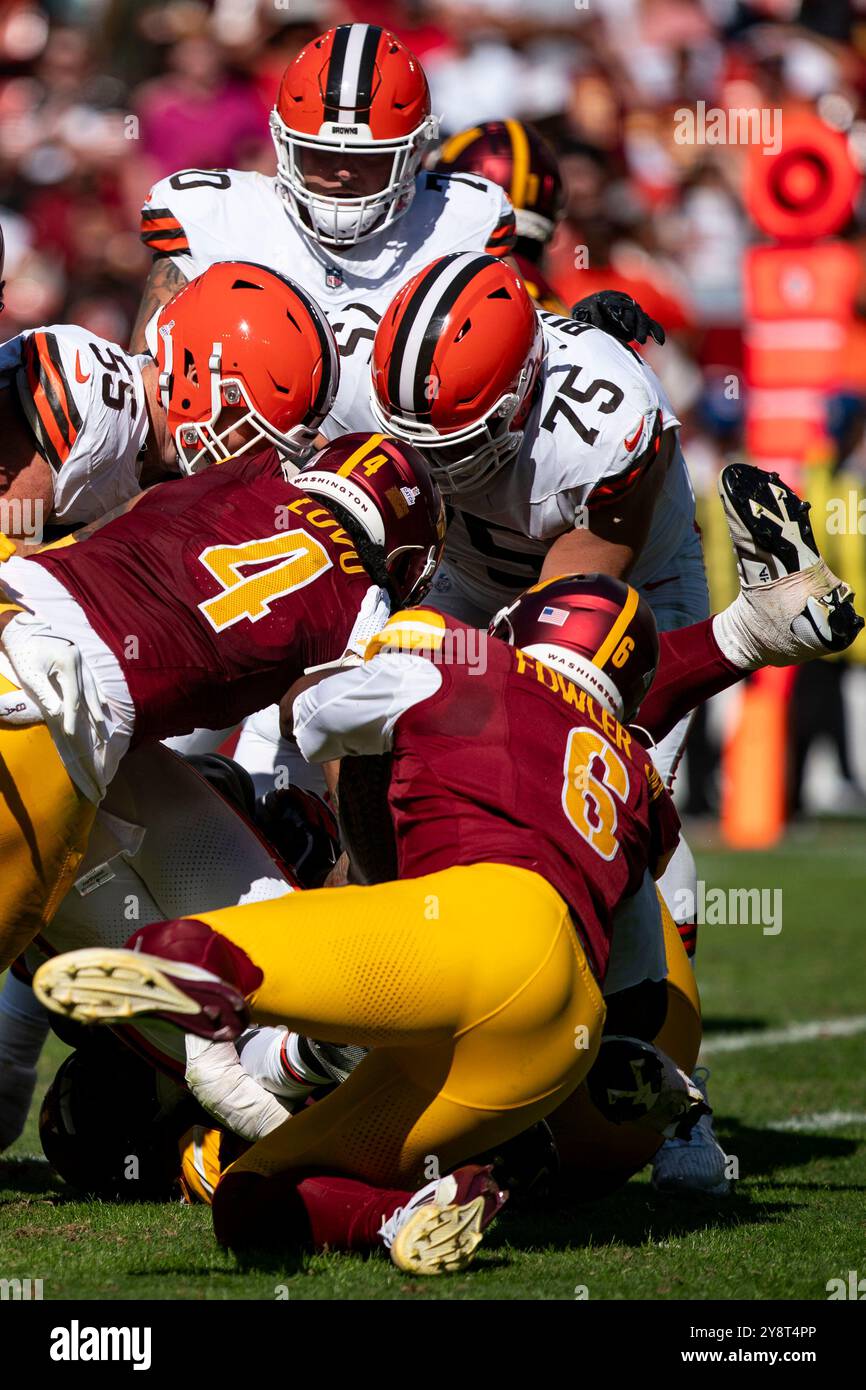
[379, 1163, 508, 1275]
[32, 918, 262, 1042]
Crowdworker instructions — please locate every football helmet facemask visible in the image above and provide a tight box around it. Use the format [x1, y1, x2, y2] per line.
[151, 261, 339, 475]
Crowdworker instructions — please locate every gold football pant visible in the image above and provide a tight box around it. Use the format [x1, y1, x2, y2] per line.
[0, 671, 96, 971]
[193, 863, 606, 1189]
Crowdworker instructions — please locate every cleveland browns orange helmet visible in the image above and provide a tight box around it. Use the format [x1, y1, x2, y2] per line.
[270, 24, 438, 246]
[490, 574, 660, 723]
[297, 432, 446, 608]
[151, 262, 339, 474]
[434, 120, 563, 248]
[370, 252, 544, 494]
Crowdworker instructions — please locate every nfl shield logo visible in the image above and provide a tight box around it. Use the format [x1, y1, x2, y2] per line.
[325, 266, 343, 289]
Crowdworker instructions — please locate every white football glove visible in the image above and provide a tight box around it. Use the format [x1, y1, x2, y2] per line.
[303, 584, 392, 676]
[342, 583, 391, 662]
[1, 611, 109, 744]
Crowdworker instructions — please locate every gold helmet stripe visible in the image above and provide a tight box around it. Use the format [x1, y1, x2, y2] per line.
[592, 584, 639, 668]
[505, 118, 530, 210]
[337, 432, 386, 477]
[438, 125, 483, 164]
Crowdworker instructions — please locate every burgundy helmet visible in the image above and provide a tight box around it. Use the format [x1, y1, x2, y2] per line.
[297, 431, 446, 607]
[434, 119, 564, 245]
[490, 573, 660, 723]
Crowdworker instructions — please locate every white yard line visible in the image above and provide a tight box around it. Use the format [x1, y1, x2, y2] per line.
[701, 1014, 866, 1055]
[769, 1111, 866, 1132]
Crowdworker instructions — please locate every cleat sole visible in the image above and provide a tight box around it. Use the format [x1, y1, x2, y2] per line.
[33, 949, 203, 1026]
[390, 1196, 489, 1275]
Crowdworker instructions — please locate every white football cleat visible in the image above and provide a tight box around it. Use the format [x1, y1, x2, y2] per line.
[651, 1068, 731, 1197]
[715, 462, 863, 669]
[379, 1164, 507, 1276]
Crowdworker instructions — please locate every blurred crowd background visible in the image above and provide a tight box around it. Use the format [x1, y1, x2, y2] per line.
[1, 0, 865, 824]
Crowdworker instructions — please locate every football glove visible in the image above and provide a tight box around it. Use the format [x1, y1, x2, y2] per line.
[571, 290, 666, 346]
[1, 611, 109, 743]
[343, 583, 391, 661]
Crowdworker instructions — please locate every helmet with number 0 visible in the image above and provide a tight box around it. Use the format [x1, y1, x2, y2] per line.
[370, 252, 544, 495]
[489, 574, 660, 723]
[434, 120, 564, 246]
[271, 24, 438, 247]
[151, 261, 339, 475]
[297, 432, 446, 607]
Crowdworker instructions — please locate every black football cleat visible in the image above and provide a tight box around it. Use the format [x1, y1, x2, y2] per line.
[719, 462, 863, 654]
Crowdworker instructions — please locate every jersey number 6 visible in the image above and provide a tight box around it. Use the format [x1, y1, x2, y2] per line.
[197, 530, 332, 633]
[562, 726, 629, 861]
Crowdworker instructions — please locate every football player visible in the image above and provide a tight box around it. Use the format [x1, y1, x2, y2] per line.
[0, 259, 341, 970]
[0, 261, 335, 536]
[365, 248, 717, 1185]
[32, 574, 676, 1275]
[0, 426, 444, 973]
[30, 463, 863, 1271]
[130, 25, 515, 367]
[431, 118, 567, 313]
[0, 258, 344, 1138]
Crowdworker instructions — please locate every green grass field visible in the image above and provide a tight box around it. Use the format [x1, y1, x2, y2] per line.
[2, 823, 864, 1301]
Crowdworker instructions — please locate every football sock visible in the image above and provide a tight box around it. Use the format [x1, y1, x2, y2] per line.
[0, 971, 50, 1067]
[213, 1168, 411, 1252]
[639, 618, 740, 745]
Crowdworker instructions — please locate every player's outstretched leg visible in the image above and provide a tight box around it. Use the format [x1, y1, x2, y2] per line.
[715, 461, 863, 666]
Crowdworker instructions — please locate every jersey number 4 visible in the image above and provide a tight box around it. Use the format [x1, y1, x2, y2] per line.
[562, 726, 629, 861]
[197, 530, 332, 633]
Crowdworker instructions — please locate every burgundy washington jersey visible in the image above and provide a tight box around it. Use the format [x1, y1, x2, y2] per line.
[33, 450, 370, 741]
[384, 615, 680, 979]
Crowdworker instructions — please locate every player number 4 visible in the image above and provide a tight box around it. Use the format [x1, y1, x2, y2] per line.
[197, 529, 332, 632]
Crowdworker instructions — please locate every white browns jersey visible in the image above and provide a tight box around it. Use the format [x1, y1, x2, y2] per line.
[140, 166, 516, 434]
[440, 313, 693, 613]
[330, 305, 695, 614]
[0, 325, 149, 523]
